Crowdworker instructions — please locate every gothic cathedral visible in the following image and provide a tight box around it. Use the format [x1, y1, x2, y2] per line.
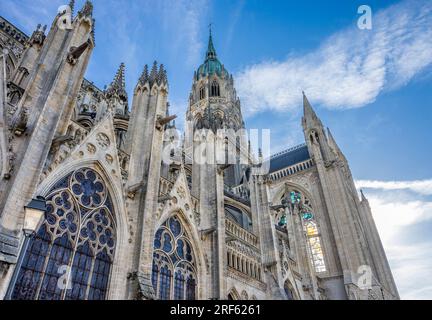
[0, 1, 399, 300]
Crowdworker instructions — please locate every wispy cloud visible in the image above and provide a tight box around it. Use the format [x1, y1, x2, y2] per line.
[235, 0, 432, 116]
[356, 179, 432, 196]
[0, 0, 60, 33]
[358, 178, 432, 299]
[159, 0, 209, 66]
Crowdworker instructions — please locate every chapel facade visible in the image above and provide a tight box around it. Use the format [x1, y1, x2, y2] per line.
[0, 2, 399, 300]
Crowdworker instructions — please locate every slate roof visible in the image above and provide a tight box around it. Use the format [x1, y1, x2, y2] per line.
[269, 144, 310, 173]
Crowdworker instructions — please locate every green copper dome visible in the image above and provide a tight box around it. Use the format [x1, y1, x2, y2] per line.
[195, 30, 227, 80]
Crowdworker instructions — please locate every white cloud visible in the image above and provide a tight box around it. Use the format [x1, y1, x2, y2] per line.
[368, 195, 432, 243]
[356, 179, 432, 196]
[357, 180, 432, 299]
[159, 0, 209, 66]
[235, 0, 432, 117]
[385, 243, 432, 300]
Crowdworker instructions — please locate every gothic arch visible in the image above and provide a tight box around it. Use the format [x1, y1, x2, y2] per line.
[271, 182, 313, 207]
[210, 79, 220, 97]
[33, 159, 128, 299]
[271, 182, 327, 274]
[153, 209, 206, 300]
[227, 287, 240, 300]
[241, 290, 249, 300]
[0, 38, 19, 80]
[283, 279, 299, 300]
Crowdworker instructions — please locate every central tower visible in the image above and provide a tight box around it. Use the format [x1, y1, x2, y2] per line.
[184, 30, 249, 299]
[186, 30, 247, 187]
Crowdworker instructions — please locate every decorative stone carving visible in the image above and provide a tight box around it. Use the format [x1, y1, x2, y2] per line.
[105, 154, 114, 164]
[96, 133, 110, 150]
[177, 186, 186, 199]
[87, 143, 96, 154]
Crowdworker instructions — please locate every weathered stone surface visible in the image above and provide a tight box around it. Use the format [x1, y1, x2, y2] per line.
[0, 6, 398, 301]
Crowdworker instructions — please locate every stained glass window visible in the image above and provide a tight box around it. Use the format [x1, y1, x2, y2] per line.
[278, 189, 326, 274]
[152, 216, 198, 300]
[174, 271, 185, 300]
[304, 220, 326, 273]
[186, 275, 196, 300]
[10, 168, 116, 300]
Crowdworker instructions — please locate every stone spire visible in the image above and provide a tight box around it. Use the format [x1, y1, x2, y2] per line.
[78, 0, 93, 17]
[106, 63, 127, 101]
[327, 128, 345, 156]
[302, 91, 324, 132]
[206, 26, 217, 60]
[69, 0, 75, 16]
[158, 64, 168, 85]
[303, 91, 318, 122]
[139, 64, 149, 85]
[138, 61, 167, 87]
[149, 61, 158, 85]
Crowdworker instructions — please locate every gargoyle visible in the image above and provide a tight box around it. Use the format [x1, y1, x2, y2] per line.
[155, 114, 177, 131]
[67, 38, 91, 65]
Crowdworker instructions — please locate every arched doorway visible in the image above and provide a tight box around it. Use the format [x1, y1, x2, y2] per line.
[8, 168, 117, 300]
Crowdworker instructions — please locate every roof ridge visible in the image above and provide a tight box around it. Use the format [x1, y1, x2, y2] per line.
[271, 143, 307, 159]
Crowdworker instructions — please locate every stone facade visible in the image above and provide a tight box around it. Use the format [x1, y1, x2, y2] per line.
[0, 2, 399, 300]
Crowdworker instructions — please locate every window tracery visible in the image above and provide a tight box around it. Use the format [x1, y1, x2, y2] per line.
[10, 168, 116, 300]
[152, 216, 197, 300]
[277, 189, 326, 273]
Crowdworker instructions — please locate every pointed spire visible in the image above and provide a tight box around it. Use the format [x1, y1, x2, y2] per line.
[111, 62, 126, 88]
[327, 127, 346, 160]
[158, 64, 168, 85]
[206, 25, 217, 60]
[78, 0, 93, 17]
[360, 189, 368, 202]
[69, 0, 75, 16]
[327, 127, 338, 149]
[149, 61, 158, 84]
[139, 64, 149, 85]
[106, 63, 127, 101]
[303, 91, 318, 120]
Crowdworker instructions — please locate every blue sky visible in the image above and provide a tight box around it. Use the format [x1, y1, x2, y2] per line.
[1, 0, 431, 299]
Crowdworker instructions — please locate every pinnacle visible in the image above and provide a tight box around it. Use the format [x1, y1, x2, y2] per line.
[139, 64, 149, 85]
[302, 91, 319, 122]
[106, 63, 127, 100]
[69, 0, 75, 16]
[79, 0, 93, 17]
[111, 62, 126, 89]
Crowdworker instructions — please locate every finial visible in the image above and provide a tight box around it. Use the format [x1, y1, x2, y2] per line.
[206, 24, 217, 60]
[79, 0, 93, 17]
[106, 63, 127, 100]
[139, 64, 149, 84]
[158, 64, 166, 84]
[69, 0, 75, 16]
[149, 61, 158, 84]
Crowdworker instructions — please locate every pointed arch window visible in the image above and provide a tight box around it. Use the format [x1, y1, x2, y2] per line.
[210, 80, 220, 97]
[278, 189, 326, 274]
[9, 168, 116, 300]
[152, 216, 198, 300]
[199, 86, 205, 100]
[304, 220, 326, 273]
